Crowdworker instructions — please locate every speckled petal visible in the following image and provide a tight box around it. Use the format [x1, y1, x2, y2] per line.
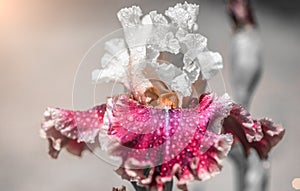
[40, 105, 106, 158]
[223, 103, 263, 143]
[40, 126, 86, 159]
[223, 104, 285, 159]
[249, 118, 285, 159]
[104, 93, 233, 190]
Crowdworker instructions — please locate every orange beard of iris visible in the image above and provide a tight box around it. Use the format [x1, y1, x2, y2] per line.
[143, 85, 179, 109]
[158, 92, 179, 109]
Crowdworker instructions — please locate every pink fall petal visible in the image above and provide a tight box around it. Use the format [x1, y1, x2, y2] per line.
[40, 126, 86, 159]
[40, 105, 106, 158]
[39, 95, 285, 188]
[249, 118, 285, 159]
[223, 104, 285, 159]
[104, 93, 233, 190]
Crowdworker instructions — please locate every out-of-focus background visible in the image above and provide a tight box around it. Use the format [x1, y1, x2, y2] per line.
[0, 0, 299, 190]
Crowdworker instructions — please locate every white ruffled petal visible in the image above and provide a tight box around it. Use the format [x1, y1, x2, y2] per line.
[92, 3, 225, 103]
[92, 49, 130, 86]
[163, 32, 180, 54]
[92, 66, 127, 85]
[146, 26, 180, 55]
[165, 2, 199, 31]
[197, 51, 223, 80]
[180, 33, 207, 53]
[183, 55, 201, 85]
[104, 38, 127, 56]
[175, 28, 188, 41]
[151, 62, 182, 86]
[171, 73, 192, 97]
[142, 11, 168, 25]
[100, 49, 129, 68]
[117, 6, 143, 28]
[145, 46, 160, 63]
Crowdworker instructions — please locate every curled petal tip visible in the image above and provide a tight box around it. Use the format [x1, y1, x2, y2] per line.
[223, 104, 285, 159]
[40, 105, 106, 158]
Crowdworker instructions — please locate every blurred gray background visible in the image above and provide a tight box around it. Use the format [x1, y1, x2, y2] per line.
[0, 0, 299, 190]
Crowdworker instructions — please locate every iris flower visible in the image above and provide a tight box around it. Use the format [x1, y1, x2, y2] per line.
[40, 2, 284, 191]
